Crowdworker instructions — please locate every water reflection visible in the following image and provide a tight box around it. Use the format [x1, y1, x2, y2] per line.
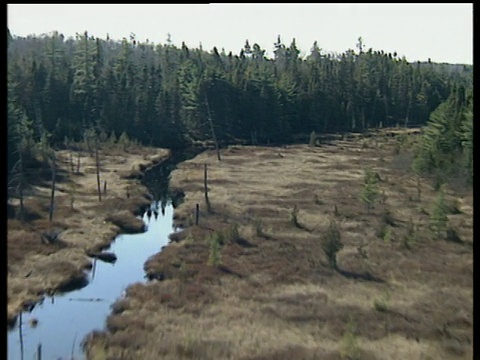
[7, 203, 176, 360]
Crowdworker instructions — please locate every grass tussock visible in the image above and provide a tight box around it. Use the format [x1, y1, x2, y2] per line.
[105, 210, 145, 233]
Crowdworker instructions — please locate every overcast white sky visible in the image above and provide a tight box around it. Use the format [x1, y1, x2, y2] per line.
[7, 3, 473, 64]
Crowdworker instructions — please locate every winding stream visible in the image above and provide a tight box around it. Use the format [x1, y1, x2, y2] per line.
[7, 160, 181, 360]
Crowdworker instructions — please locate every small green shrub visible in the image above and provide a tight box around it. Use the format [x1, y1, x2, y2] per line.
[224, 223, 240, 243]
[207, 234, 222, 266]
[375, 222, 387, 239]
[360, 167, 379, 213]
[383, 227, 392, 243]
[106, 131, 118, 148]
[403, 218, 416, 249]
[374, 299, 388, 312]
[430, 186, 448, 238]
[321, 219, 343, 270]
[373, 290, 391, 312]
[340, 318, 360, 359]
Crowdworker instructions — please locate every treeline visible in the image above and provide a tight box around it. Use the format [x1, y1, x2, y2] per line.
[413, 82, 473, 187]
[7, 30, 472, 172]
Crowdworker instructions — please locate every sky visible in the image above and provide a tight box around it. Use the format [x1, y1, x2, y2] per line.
[7, 3, 473, 65]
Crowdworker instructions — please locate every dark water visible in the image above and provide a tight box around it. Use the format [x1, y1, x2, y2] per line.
[7, 159, 183, 360]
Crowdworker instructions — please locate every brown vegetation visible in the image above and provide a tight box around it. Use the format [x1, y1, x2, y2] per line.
[7, 144, 170, 326]
[84, 130, 472, 359]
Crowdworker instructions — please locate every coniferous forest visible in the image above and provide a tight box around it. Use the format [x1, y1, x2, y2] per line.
[7, 30, 473, 186]
[7, 27, 474, 359]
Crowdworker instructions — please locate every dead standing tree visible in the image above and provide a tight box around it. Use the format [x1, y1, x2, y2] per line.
[95, 136, 102, 202]
[204, 163, 211, 213]
[8, 154, 26, 221]
[49, 153, 56, 222]
[205, 94, 221, 161]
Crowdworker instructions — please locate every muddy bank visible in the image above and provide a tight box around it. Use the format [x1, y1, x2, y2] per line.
[7, 145, 170, 327]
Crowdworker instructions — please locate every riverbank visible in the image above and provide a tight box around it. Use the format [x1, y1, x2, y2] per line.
[84, 130, 472, 359]
[7, 144, 170, 327]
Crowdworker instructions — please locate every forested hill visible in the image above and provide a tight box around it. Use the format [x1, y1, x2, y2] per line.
[8, 31, 472, 164]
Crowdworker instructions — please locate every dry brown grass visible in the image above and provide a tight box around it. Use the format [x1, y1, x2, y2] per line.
[7, 144, 170, 326]
[81, 131, 471, 359]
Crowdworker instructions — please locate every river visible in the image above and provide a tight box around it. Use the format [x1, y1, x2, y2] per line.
[7, 159, 181, 360]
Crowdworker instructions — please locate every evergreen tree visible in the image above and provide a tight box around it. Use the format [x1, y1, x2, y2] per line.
[360, 168, 379, 213]
[430, 186, 448, 238]
[321, 219, 343, 270]
[6, 30, 472, 161]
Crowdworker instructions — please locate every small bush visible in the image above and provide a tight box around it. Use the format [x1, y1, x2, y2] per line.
[321, 219, 343, 270]
[224, 223, 240, 243]
[374, 299, 388, 312]
[430, 186, 448, 238]
[214, 230, 226, 246]
[381, 209, 396, 227]
[375, 222, 387, 239]
[207, 234, 222, 266]
[360, 167, 379, 213]
[118, 131, 131, 151]
[383, 227, 392, 243]
[373, 291, 390, 312]
[432, 174, 444, 191]
[340, 318, 360, 359]
[106, 131, 118, 147]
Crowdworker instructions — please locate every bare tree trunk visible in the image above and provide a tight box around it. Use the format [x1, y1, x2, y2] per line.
[18, 155, 25, 221]
[95, 137, 102, 202]
[204, 164, 211, 212]
[19, 312, 24, 360]
[195, 203, 199, 225]
[91, 259, 97, 280]
[205, 95, 221, 161]
[76, 154, 80, 173]
[70, 333, 77, 360]
[49, 154, 56, 222]
[69, 151, 74, 173]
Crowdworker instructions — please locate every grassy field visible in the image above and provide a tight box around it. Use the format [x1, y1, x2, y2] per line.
[84, 130, 472, 359]
[7, 144, 170, 326]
